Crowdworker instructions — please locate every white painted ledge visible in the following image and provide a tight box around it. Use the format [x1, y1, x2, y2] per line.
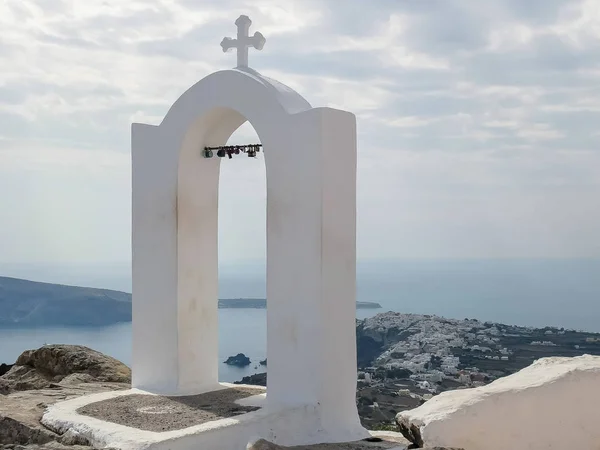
[42, 383, 368, 450]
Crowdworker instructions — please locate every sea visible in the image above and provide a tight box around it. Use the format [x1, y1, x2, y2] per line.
[1, 259, 599, 382]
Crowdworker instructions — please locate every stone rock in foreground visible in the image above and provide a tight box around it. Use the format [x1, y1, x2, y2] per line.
[397, 354, 600, 450]
[0, 383, 128, 447]
[0, 416, 56, 446]
[1, 344, 130, 447]
[0, 442, 94, 450]
[394, 415, 423, 448]
[224, 353, 251, 367]
[0, 364, 13, 377]
[1, 345, 130, 394]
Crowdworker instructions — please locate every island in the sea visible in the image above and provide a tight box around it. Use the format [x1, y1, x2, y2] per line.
[0, 276, 381, 328]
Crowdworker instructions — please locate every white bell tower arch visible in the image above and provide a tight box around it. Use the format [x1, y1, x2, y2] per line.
[131, 15, 367, 445]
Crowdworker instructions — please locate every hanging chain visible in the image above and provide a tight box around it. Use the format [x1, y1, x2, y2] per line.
[203, 144, 262, 159]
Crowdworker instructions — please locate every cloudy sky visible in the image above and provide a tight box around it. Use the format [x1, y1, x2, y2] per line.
[0, 0, 599, 268]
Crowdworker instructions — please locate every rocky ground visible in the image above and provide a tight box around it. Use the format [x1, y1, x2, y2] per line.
[0, 345, 130, 450]
[0, 443, 97, 450]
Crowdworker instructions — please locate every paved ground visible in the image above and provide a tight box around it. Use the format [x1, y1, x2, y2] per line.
[247, 433, 411, 450]
[77, 387, 264, 432]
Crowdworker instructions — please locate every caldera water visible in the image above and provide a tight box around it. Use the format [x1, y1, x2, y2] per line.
[1, 259, 598, 382]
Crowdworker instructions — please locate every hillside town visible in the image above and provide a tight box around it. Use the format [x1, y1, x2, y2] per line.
[231, 311, 600, 430]
[354, 312, 600, 428]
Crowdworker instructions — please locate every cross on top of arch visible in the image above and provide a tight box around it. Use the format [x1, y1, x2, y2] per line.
[220, 15, 266, 69]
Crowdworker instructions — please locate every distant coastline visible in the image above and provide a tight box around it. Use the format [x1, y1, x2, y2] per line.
[0, 275, 381, 328]
[218, 299, 381, 309]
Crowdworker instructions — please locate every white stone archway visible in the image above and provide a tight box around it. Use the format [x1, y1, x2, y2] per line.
[130, 17, 367, 445]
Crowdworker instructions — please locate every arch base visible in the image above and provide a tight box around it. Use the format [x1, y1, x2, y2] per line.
[42, 384, 369, 450]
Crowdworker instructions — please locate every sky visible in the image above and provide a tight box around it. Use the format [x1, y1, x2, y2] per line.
[0, 0, 599, 268]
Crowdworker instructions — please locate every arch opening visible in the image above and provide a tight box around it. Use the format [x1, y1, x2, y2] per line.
[175, 106, 270, 393]
[217, 121, 267, 384]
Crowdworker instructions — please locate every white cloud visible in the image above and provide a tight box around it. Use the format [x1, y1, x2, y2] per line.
[487, 23, 537, 51]
[0, 0, 599, 264]
[379, 116, 437, 128]
[0, 140, 129, 174]
[516, 123, 565, 140]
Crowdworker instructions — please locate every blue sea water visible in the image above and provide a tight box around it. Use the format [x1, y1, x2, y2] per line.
[1, 259, 599, 382]
[0, 309, 379, 382]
